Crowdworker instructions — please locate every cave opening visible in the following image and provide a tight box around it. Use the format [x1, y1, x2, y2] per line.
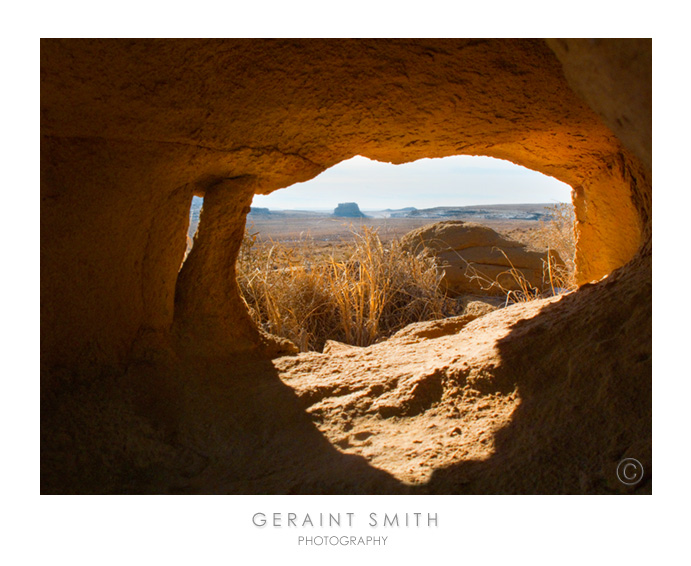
[216, 155, 576, 353]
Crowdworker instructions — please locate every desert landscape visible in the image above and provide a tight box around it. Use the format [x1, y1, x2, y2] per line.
[188, 199, 559, 243]
[222, 201, 575, 353]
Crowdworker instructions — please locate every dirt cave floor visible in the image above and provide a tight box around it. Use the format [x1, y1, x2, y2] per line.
[41, 257, 650, 495]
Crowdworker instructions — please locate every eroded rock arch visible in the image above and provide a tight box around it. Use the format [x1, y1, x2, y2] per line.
[40, 38, 651, 494]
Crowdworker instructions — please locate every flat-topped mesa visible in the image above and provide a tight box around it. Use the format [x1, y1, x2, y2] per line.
[333, 202, 367, 218]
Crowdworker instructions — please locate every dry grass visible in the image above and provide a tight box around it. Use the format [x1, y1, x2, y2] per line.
[463, 247, 565, 306]
[506, 203, 577, 293]
[235, 206, 577, 351]
[237, 227, 463, 352]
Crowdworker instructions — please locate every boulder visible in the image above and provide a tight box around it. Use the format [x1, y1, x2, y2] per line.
[400, 221, 563, 295]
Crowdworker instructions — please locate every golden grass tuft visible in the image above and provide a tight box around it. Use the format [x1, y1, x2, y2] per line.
[237, 227, 463, 352]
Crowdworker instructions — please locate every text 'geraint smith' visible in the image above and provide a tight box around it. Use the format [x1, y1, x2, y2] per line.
[252, 512, 438, 528]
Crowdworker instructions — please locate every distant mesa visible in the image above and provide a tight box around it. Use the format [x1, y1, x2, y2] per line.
[387, 207, 418, 218]
[405, 205, 550, 221]
[333, 202, 367, 218]
[249, 207, 271, 216]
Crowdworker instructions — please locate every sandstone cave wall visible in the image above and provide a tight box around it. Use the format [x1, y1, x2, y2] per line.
[40, 39, 652, 381]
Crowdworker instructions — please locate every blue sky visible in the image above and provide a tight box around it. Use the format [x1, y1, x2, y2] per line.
[252, 155, 572, 210]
